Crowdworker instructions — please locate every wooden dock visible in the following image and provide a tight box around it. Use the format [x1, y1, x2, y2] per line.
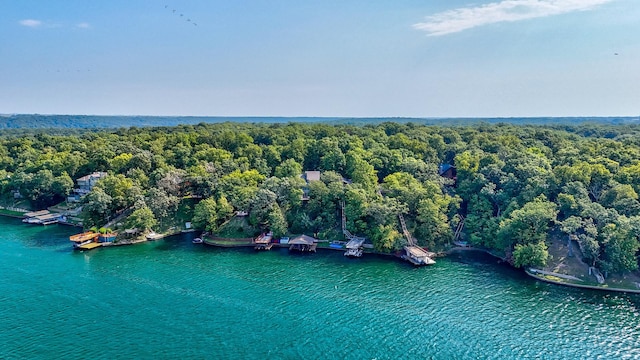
[344, 238, 365, 257]
[254, 232, 274, 250]
[341, 201, 366, 257]
[77, 242, 102, 250]
[403, 246, 436, 266]
[399, 213, 435, 266]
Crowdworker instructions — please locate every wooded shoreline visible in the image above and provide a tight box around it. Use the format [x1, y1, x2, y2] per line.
[1, 121, 639, 290]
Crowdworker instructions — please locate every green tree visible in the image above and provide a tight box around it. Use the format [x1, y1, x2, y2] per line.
[146, 187, 180, 225]
[600, 219, 640, 273]
[192, 198, 218, 232]
[81, 187, 113, 228]
[126, 206, 157, 231]
[498, 196, 557, 249]
[512, 242, 549, 268]
[274, 158, 303, 178]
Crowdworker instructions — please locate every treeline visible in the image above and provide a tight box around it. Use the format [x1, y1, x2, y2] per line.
[2, 114, 638, 129]
[1, 122, 639, 273]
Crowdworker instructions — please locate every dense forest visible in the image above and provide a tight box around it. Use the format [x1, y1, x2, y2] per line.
[1, 121, 640, 274]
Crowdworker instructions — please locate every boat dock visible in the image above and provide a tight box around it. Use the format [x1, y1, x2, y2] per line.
[341, 201, 366, 257]
[22, 210, 62, 225]
[69, 231, 100, 250]
[399, 213, 435, 266]
[288, 235, 317, 252]
[344, 238, 364, 257]
[23, 210, 50, 218]
[403, 246, 436, 265]
[254, 232, 274, 250]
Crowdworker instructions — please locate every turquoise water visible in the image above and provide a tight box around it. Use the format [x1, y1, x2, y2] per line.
[1, 217, 639, 359]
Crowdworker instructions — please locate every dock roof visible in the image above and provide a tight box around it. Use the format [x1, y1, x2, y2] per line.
[289, 234, 316, 245]
[24, 210, 50, 218]
[70, 232, 98, 242]
[345, 238, 365, 249]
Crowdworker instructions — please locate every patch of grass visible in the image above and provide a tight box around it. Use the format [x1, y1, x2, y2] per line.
[157, 198, 198, 232]
[318, 227, 344, 241]
[215, 216, 257, 239]
[0, 209, 25, 217]
[543, 275, 563, 282]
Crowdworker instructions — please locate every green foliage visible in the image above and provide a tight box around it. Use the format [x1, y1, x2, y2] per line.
[498, 196, 558, 249]
[192, 198, 219, 232]
[513, 242, 549, 268]
[126, 206, 157, 232]
[82, 188, 113, 228]
[274, 158, 302, 178]
[2, 120, 640, 273]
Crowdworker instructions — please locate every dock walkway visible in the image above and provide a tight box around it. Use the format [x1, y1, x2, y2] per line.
[399, 213, 435, 266]
[341, 201, 365, 257]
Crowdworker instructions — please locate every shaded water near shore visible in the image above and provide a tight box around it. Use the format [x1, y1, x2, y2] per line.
[1, 217, 639, 359]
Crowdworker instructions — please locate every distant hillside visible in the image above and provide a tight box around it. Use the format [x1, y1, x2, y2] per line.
[0, 114, 638, 129]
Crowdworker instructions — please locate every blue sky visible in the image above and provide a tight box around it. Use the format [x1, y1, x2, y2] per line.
[1, 0, 638, 117]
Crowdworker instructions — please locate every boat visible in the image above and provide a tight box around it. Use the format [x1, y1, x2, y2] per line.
[192, 237, 203, 244]
[146, 231, 163, 240]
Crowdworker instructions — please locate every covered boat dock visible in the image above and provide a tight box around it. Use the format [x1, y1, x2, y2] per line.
[69, 231, 100, 250]
[288, 235, 317, 253]
[344, 238, 365, 257]
[402, 246, 436, 266]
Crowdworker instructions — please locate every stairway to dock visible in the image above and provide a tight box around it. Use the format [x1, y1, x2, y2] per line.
[341, 201, 365, 257]
[399, 213, 435, 266]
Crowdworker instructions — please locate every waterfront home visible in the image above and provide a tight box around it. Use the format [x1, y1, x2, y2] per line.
[68, 172, 108, 202]
[438, 164, 457, 181]
[301, 171, 321, 201]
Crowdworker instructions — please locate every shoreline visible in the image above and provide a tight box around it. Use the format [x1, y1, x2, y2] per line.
[0, 211, 83, 228]
[524, 269, 640, 294]
[7, 208, 639, 296]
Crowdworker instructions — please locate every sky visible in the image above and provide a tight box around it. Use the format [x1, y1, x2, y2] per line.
[1, 0, 639, 117]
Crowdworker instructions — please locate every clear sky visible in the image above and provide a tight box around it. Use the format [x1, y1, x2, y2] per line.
[1, 0, 638, 117]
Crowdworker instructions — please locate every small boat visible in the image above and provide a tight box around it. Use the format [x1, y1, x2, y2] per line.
[146, 232, 163, 240]
[192, 237, 203, 244]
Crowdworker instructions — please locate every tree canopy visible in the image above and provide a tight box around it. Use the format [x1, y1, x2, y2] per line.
[2, 121, 640, 273]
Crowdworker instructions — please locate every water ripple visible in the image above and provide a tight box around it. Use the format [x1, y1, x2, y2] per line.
[1, 225, 640, 359]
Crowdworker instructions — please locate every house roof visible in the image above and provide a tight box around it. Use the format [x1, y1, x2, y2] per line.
[76, 171, 107, 182]
[303, 171, 321, 182]
[289, 234, 316, 245]
[438, 164, 455, 175]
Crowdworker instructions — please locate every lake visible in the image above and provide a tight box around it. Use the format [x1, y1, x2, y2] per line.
[1, 217, 638, 359]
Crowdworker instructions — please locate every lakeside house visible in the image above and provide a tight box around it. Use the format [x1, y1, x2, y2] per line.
[68, 172, 108, 202]
[301, 171, 351, 201]
[438, 164, 457, 181]
[301, 171, 321, 201]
